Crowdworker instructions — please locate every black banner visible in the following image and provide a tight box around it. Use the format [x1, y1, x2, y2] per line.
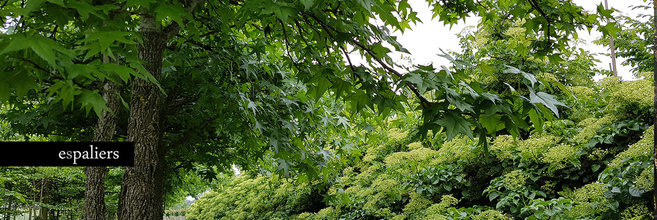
[0, 142, 134, 166]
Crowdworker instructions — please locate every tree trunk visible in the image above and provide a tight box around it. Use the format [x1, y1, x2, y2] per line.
[84, 58, 122, 220]
[29, 178, 36, 220]
[84, 166, 108, 220]
[117, 15, 169, 220]
[5, 186, 12, 220]
[28, 195, 33, 220]
[652, 1, 656, 217]
[84, 2, 125, 216]
[37, 179, 50, 220]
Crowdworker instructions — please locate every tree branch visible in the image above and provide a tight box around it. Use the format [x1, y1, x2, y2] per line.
[303, 12, 432, 107]
[278, 19, 302, 73]
[349, 39, 432, 107]
[20, 58, 49, 73]
[528, 0, 553, 47]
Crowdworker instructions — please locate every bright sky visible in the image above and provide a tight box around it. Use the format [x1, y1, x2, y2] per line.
[382, 0, 652, 81]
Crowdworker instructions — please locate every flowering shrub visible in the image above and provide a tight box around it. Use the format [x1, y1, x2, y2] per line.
[186, 76, 653, 219]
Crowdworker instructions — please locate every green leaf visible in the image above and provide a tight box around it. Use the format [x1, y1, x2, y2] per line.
[607, 201, 619, 211]
[335, 116, 350, 129]
[68, 0, 103, 20]
[478, 63, 494, 75]
[504, 65, 537, 87]
[529, 91, 567, 118]
[0, 69, 39, 100]
[332, 79, 352, 99]
[445, 88, 473, 112]
[261, 5, 297, 23]
[489, 191, 500, 201]
[48, 80, 80, 109]
[603, 22, 621, 37]
[47, 0, 66, 7]
[403, 72, 429, 94]
[503, 115, 521, 139]
[596, 4, 613, 18]
[319, 114, 333, 127]
[481, 93, 501, 104]
[277, 159, 294, 177]
[433, 111, 473, 140]
[124, 0, 156, 8]
[0, 35, 31, 54]
[628, 187, 644, 197]
[66, 63, 96, 80]
[24, 0, 47, 13]
[347, 90, 369, 113]
[246, 99, 258, 115]
[356, 0, 372, 12]
[80, 90, 109, 117]
[591, 164, 601, 172]
[129, 61, 166, 95]
[299, 0, 313, 11]
[81, 31, 136, 60]
[155, 3, 189, 26]
[547, 54, 564, 63]
[528, 108, 543, 133]
[1, 35, 74, 67]
[100, 63, 135, 83]
[437, 49, 455, 62]
[444, 183, 453, 191]
[480, 114, 502, 135]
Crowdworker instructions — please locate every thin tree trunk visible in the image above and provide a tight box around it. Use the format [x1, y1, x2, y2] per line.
[117, 14, 169, 220]
[37, 179, 44, 220]
[84, 79, 121, 220]
[28, 206, 32, 220]
[6, 184, 12, 220]
[37, 179, 49, 220]
[652, 1, 657, 217]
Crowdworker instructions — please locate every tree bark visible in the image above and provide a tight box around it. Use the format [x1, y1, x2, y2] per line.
[84, 80, 121, 220]
[117, 15, 169, 220]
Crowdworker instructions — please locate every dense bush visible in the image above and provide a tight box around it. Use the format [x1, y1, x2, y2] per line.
[186, 174, 325, 220]
[187, 74, 653, 219]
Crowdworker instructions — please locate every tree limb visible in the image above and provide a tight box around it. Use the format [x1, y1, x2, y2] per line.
[303, 12, 432, 107]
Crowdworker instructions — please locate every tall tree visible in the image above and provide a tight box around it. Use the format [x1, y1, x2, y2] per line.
[116, 7, 195, 218]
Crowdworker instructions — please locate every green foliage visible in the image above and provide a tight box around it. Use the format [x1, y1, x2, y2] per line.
[0, 0, 644, 218]
[604, 78, 654, 116]
[0, 167, 86, 219]
[0, 0, 149, 117]
[185, 173, 322, 220]
[187, 71, 654, 219]
[599, 126, 654, 203]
